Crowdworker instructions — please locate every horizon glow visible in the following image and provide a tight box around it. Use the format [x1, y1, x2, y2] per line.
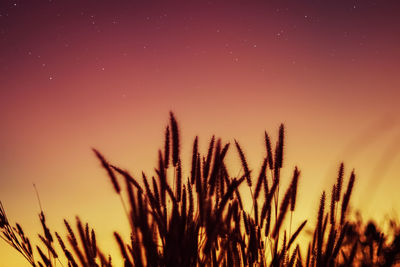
[1, 1, 400, 266]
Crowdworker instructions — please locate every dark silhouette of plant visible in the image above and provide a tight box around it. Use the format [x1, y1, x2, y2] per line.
[1, 112, 399, 266]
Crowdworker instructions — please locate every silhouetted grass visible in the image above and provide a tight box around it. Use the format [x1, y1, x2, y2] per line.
[1, 112, 400, 266]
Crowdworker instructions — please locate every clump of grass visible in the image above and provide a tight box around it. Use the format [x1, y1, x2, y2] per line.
[0, 202, 35, 265]
[1, 112, 400, 266]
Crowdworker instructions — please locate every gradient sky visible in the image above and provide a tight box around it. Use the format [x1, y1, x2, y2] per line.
[1, 0, 400, 266]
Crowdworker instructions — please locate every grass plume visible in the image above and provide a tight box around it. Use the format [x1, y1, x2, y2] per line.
[0, 113, 398, 267]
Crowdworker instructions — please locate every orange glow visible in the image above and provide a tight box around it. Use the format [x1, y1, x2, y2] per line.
[1, 1, 400, 266]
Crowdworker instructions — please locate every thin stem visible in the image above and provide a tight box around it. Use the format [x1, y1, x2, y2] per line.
[119, 194, 131, 229]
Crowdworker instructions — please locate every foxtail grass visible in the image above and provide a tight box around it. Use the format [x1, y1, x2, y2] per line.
[1, 112, 399, 266]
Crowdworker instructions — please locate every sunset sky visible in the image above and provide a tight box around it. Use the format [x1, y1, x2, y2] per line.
[1, 0, 400, 266]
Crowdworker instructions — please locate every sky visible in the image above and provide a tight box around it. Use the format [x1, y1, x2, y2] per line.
[1, 0, 400, 265]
